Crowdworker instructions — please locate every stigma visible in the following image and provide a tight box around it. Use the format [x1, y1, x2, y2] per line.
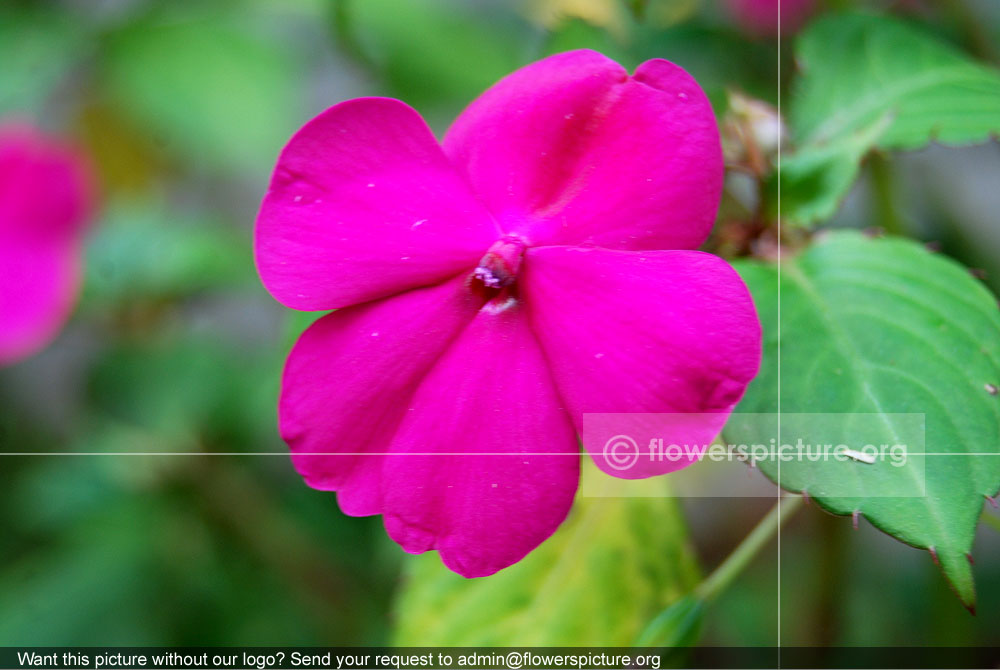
[473, 235, 527, 289]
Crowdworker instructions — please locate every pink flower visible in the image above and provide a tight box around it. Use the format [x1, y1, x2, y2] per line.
[0, 124, 93, 366]
[726, 0, 817, 37]
[255, 50, 761, 577]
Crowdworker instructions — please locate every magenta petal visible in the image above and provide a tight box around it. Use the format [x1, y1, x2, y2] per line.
[280, 275, 482, 516]
[381, 301, 579, 578]
[522, 246, 761, 479]
[255, 98, 499, 311]
[443, 50, 722, 251]
[0, 125, 92, 366]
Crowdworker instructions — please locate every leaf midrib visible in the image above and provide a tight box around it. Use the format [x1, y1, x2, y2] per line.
[781, 259, 959, 551]
[798, 63, 998, 146]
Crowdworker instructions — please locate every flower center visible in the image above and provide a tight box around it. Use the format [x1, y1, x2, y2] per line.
[473, 235, 526, 289]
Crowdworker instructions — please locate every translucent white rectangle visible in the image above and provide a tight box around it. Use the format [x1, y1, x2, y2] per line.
[580, 412, 926, 498]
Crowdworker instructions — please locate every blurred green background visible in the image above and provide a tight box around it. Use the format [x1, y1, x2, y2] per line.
[2, 0, 1000, 649]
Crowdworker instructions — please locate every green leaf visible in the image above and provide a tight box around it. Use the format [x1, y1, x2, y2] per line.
[769, 112, 891, 225]
[542, 18, 633, 68]
[793, 12, 1000, 149]
[83, 201, 252, 305]
[89, 337, 235, 441]
[100, 12, 302, 172]
[0, 6, 89, 116]
[781, 12, 1000, 225]
[337, 0, 526, 118]
[729, 231, 1000, 609]
[634, 595, 704, 648]
[393, 465, 700, 645]
[0, 499, 166, 644]
[636, 25, 779, 111]
[87, 329, 283, 453]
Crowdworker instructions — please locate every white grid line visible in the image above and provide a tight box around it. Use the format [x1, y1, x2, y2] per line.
[0, 452, 998, 457]
[777, 0, 784, 660]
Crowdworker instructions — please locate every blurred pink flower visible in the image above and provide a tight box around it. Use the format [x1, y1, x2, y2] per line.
[726, 0, 817, 37]
[0, 124, 93, 366]
[255, 50, 761, 577]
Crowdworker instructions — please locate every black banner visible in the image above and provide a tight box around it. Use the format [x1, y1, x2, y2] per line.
[2, 647, 999, 670]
